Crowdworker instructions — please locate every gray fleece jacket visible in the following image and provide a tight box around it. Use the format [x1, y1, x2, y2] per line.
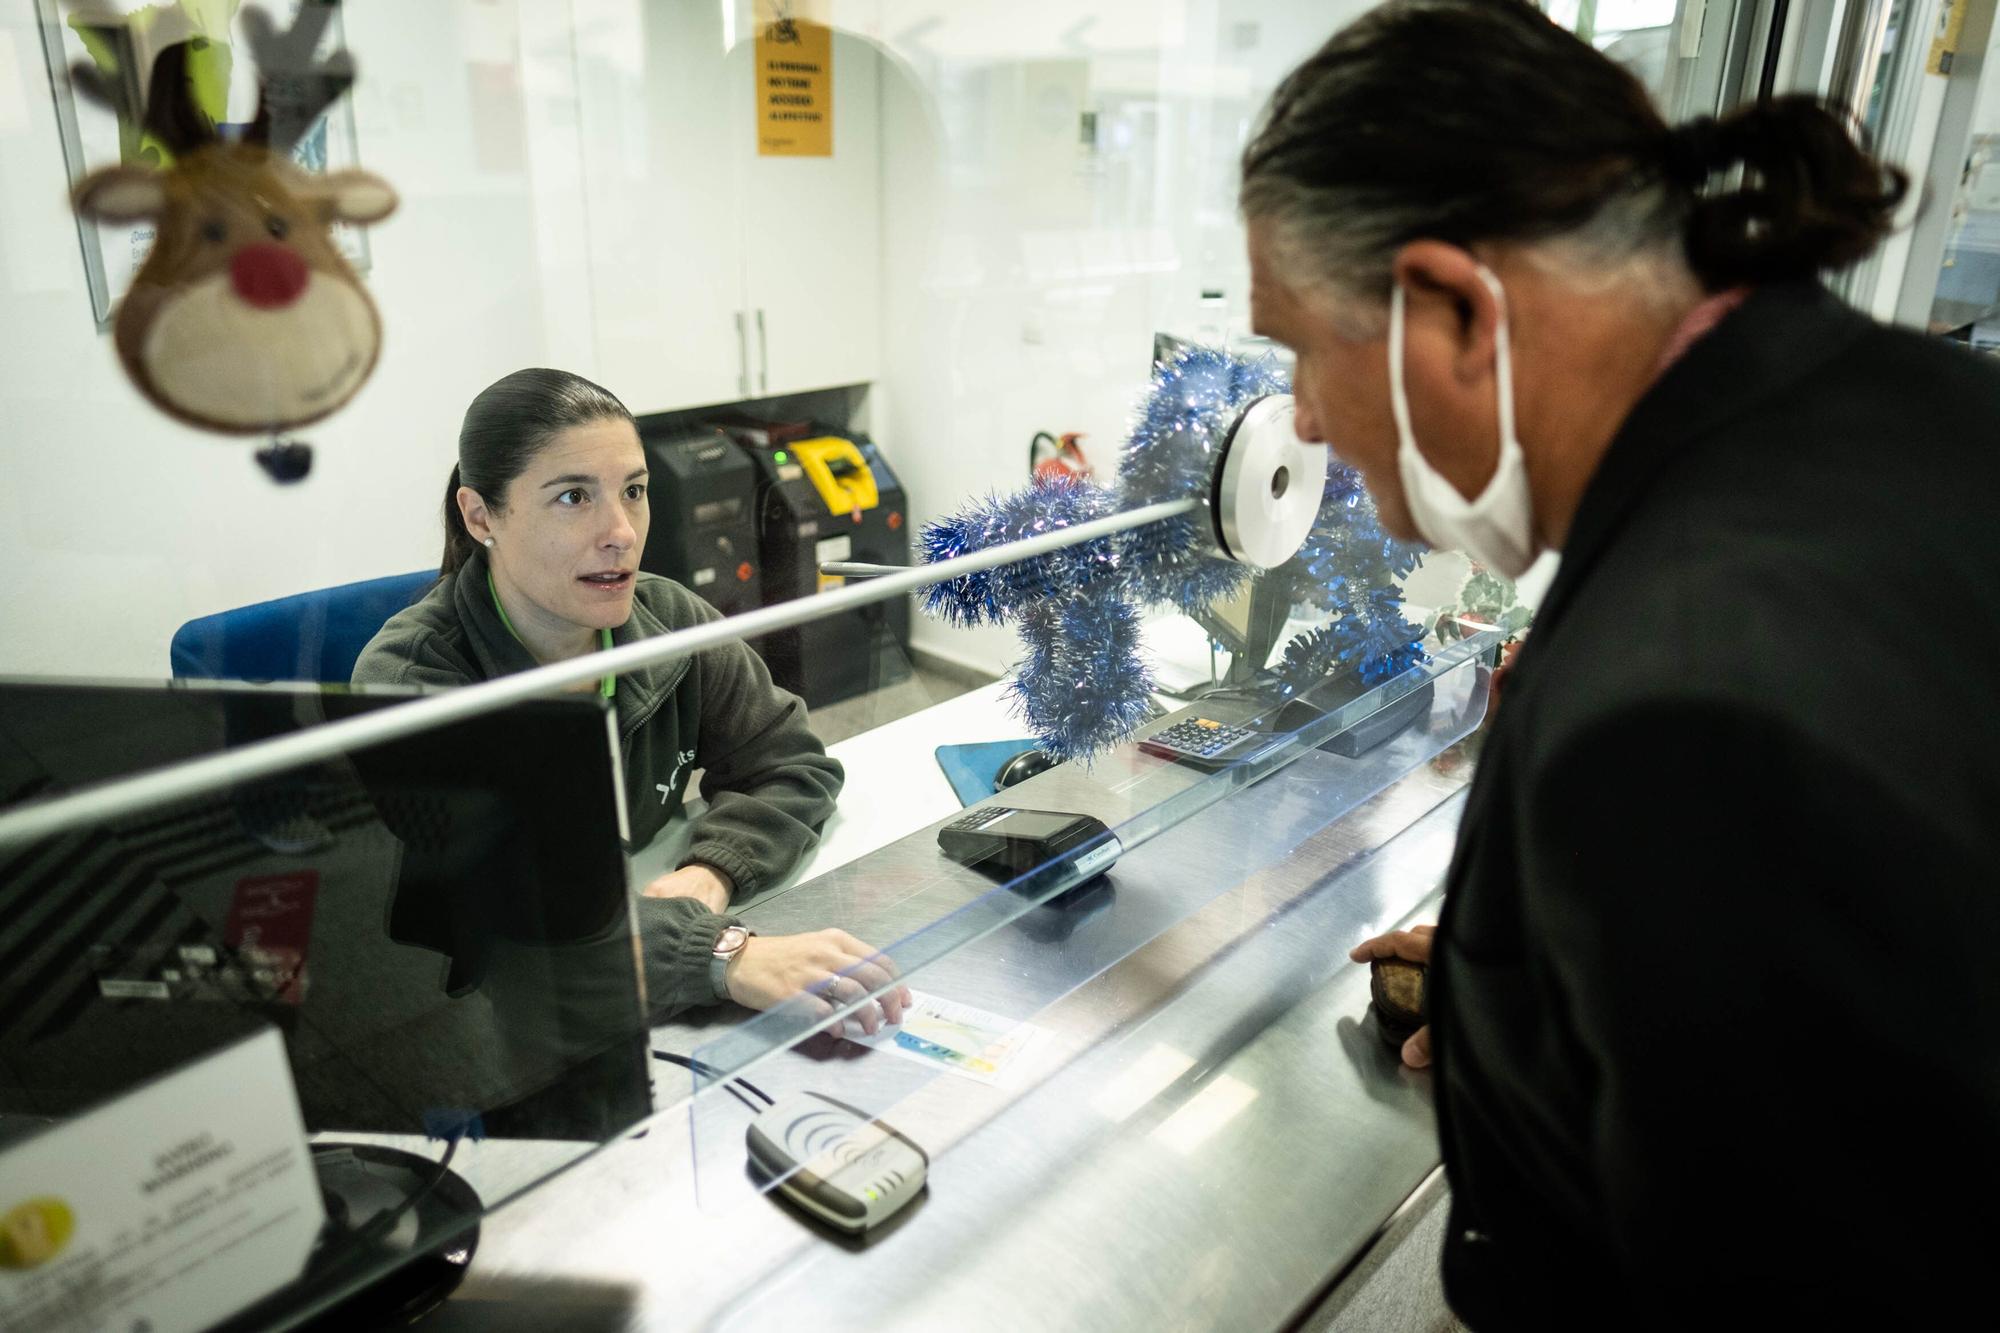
[351, 550, 843, 1014]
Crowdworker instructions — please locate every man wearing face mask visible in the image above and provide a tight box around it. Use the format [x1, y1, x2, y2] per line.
[1241, 2, 2000, 1328]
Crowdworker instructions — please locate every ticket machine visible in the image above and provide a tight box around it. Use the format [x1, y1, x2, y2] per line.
[639, 426, 763, 618]
[719, 420, 913, 708]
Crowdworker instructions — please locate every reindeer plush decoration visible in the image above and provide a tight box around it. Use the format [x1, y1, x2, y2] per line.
[68, 2, 396, 481]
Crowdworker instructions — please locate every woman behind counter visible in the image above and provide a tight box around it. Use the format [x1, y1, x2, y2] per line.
[354, 368, 908, 1029]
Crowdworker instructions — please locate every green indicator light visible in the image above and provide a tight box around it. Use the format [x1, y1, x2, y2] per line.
[774, 450, 789, 463]
[866, 1188, 879, 1201]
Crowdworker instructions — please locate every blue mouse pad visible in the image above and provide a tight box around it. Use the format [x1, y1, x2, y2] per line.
[935, 738, 1040, 807]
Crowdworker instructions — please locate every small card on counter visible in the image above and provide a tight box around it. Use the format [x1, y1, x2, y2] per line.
[0, 1028, 321, 1333]
[843, 990, 1044, 1085]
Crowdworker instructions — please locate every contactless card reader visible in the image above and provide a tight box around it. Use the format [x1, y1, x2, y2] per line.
[746, 1091, 928, 1234]
[937, 807, 1121, 895]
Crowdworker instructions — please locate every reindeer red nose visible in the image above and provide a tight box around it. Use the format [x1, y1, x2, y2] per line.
[230, 243, 310, 309]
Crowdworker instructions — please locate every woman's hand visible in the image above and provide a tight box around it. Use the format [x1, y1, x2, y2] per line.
[725, 929, 913, 1035]
[642, 864, 733, 915]
[1350, 924, 1435, 1068]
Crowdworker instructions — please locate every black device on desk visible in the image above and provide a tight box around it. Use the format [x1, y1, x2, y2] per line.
[638, 424, 762, 616]
[715, 416, 913, 708]
[1271, 677, 1435, 758]
[994, 747, 1054, 790]
[0, 678, 652, 1328]
[938, 806, 1121, 902]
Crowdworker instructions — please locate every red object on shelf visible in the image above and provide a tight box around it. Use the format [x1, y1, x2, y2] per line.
[737, 562, 755, 582]
[226, 871, 319, 1005]
[1031, 430, 1093, 486]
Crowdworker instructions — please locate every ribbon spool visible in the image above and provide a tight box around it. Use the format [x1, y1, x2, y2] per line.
[1209, 395, 1325, 568]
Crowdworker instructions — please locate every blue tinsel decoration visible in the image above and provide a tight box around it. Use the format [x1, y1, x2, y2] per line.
[1118, 514, 1248, 616]
[1113, 345, 1289, 614]
[1291, 465, 1422, 612]
[1116, 345, 1292, 506]
[919, 478, 1118, 627]
[1277, 590, 1428, 690]
[1277, 462, 1428, 690]
[916, 345, 1428, 759]
[1005, 595, 1154, 761]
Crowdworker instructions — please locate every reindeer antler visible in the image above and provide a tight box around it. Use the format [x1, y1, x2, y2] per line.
[241, 1, 356, 156]
[67, 51, 142, 129]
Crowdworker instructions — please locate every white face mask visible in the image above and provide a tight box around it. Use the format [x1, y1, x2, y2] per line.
[1387, 264, 1538, 577]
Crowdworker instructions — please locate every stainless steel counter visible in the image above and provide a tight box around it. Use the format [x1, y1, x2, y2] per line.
[420, 739, 1473, 1332]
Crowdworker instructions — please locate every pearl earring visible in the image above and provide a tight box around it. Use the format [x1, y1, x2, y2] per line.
[483, 537, 495, 548]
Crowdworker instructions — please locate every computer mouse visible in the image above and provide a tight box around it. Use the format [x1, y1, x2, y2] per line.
[993, 748, 1056, 790]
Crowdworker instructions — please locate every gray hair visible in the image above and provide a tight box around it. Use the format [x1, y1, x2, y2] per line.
[1243, 177, 1691, 324]
[1240, 0, 1902, 323]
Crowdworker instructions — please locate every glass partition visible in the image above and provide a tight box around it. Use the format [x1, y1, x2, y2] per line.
[0, 1, 1546, 1326]
[679, 630, 1498, 1215]
[0, 685, 655, 1330]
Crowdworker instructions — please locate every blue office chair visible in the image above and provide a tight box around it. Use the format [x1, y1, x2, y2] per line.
[170, 570, 438, 684]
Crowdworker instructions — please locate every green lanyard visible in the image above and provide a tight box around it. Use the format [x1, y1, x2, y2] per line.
[488, 571, 616, 699]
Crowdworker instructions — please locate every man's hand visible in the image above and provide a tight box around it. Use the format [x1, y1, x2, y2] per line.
[642, 864, 733, 915]
[1350, 924, 1435, 1068]
[725, 929, 913, 1035]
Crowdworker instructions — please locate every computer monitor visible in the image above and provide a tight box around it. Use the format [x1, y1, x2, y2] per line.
[0, 677, 653, 1146]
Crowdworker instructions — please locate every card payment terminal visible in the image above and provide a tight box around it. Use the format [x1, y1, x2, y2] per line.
[937, 807, 1121, 889]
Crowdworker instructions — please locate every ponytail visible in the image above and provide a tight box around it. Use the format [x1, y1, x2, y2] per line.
[1670, 96, 1908, 290]
[439, 461, 479, 579]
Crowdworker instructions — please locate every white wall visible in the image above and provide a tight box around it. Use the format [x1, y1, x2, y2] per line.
[0, 1, 593, 678]
[866, 0, 1373, 675]
[0, 0, 1381, 681]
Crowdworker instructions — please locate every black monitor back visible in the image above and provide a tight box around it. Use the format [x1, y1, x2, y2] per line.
[0, 679, 652, 1145]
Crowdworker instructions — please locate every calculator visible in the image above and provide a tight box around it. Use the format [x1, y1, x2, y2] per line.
[1136, 715, 1281, 770]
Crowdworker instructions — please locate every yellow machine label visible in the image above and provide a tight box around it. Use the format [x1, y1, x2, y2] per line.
[793, 436, 878, 516]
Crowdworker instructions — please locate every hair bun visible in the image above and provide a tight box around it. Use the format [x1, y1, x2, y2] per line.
[1679, 96, 1906, 287]
[1662, 115, 1723, 189]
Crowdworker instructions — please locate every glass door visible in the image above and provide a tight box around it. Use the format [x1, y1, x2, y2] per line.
[1769, 0, 2000, 336]
[1544, 0, 1763, 115]
[1880, 0, 2000, 337]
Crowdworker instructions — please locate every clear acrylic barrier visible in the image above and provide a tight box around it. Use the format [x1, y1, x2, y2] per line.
[0, 0, 1570, 1321]
[0, 685, 659, 1330]
[679, 629, 1499, 1213]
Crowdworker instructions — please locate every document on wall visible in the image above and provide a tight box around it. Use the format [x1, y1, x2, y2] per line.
[0, 1028, 321, 1333]
[842, 990, 1046, 1086]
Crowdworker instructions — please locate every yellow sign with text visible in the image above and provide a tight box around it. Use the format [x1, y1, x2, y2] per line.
[756, 1, 833, 157]
[1928, 0, 1968, 75]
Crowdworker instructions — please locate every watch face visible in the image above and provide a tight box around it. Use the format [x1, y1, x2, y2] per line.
[714, 926, 749, 957]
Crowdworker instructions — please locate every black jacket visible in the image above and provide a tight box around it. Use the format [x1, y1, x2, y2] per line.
[353, 552, 843, 1011]
[1432, 283, 2000, 1328]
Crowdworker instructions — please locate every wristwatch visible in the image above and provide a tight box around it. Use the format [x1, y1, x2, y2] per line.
[710, 924, 755, 1001]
